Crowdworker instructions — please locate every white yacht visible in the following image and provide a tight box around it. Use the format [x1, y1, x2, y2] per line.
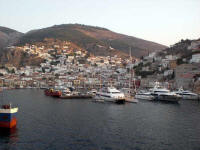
[94, 87, 125, 104]
[135, 90, 154, 101]
[175, 88, 199, 100]
[149, 82, 181, 102]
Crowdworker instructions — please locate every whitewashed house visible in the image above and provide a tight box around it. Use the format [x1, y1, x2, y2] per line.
[164, 70, 173, 76]
[190, 54, 200, 63]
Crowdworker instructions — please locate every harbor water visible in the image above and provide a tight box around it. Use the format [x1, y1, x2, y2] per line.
[1, 89, 200, 150]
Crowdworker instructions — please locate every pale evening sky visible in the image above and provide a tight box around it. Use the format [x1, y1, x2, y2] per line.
[0, 0, 199, 46]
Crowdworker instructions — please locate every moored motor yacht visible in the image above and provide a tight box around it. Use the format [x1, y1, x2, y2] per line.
[135, 90, 154, 101]
[175, 88, 199, 100]
[94, 87, 125, 104]
[149, 82, 181, 102]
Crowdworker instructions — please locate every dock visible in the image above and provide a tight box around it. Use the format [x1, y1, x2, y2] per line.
[60, 95, 93, 99]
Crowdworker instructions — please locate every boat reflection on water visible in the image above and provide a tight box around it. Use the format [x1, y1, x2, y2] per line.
[0, 127, 18, 144]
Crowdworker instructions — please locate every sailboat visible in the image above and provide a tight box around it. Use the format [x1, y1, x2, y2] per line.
[124, 47, 138, 103]
[0, 88, 18, 128]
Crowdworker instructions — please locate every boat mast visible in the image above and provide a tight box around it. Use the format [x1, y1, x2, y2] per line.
[100, 74, 102, 89]
[129, 47, 132, 95]
[1, 80, 5, 105]
[129, 47, 136, 94]
[109, 46, 113, 87]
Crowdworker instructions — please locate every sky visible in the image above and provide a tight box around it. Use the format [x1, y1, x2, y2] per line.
[0, 0, 199, 46]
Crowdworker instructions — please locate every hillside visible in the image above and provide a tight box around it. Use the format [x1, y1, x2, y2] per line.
[0, 26, 23, 51]
[0, 48, 44, 67]
[17, 24, 167, 58]
[157, 39, 200, 64]
[134, 38, 200, 79]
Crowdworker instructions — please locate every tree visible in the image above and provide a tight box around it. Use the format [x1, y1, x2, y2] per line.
[11, 69, 15, 74]
[21, 73, 26, 76]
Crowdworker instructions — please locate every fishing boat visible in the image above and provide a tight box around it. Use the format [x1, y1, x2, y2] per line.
[44, 88, 62, 97]
[0, 87, 18, 129]
[95, 87, 125, 104]
[59, 87, 93, 99]
[0, 104, 18, 128]
[60, 91, 93, 99]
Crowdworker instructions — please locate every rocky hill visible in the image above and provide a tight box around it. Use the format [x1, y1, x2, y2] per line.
[0, 48, 44, 67]
[0, 24, 167, 67]
[0, 26, 23, 51]
[17, 24, 167, 58]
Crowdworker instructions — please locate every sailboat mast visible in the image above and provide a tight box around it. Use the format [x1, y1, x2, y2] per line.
[1, 80, 5, 105]
[129, 47, 136, 94]
[109, 46, 113, 87]
[129, 47, 132, 94]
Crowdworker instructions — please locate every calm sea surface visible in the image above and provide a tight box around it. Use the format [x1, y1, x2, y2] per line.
[0, 89, 200, 150]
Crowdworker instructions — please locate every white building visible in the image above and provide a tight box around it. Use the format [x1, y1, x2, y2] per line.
[0, 69, 8, 75]
[165, 55, 178, 60]
[190, 54, 200, 63]
[164, 70, 173, 76]
[188, 40, 200, 50]
[148, 52, 156, 58]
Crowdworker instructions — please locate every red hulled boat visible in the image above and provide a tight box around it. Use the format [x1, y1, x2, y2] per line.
[44, 89, 62, 97]
[0, 104, 18, 128]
